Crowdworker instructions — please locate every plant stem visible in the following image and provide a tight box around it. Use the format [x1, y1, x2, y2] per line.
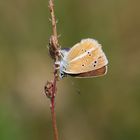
[50, 71, 58, 140]
[44, 0, 60, 140]
[49, 0, 58, 42]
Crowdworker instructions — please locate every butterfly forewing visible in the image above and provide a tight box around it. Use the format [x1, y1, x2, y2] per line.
[65, 48, 101, 73]
[64, 39, 108, 74]
[66, 39, 99, 61]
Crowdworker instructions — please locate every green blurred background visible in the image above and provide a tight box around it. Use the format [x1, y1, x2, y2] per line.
[0, 0, 140, 140]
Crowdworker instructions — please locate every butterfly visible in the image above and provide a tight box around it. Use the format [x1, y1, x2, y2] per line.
[59, 38, 108, 78]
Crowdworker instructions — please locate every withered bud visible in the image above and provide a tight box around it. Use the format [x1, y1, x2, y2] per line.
[44, 81, 54, 98]
[48, 35, 60, 60]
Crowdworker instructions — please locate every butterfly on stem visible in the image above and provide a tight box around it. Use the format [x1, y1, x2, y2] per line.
[59, 38, 108, 78]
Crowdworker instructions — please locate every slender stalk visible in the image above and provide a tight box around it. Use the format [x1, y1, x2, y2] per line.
[50, 75, 59, 140]
[44, 0, 60, 140]
[50, 68, 59, 140]
[50, 98, 58, 140]
[49, 0, 58, 43]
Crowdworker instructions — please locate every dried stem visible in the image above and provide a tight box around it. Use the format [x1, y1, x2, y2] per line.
[44, 0, 60, 140]
[49, 0, 58, 42]
[48, 0, 60, 61]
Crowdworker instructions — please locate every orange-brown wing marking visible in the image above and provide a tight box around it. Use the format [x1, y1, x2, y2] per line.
[69, 66, 107, 78]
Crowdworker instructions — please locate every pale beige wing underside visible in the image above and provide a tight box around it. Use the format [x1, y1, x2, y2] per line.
[64, 38, 108, 74]
[66, 39, 99, 61]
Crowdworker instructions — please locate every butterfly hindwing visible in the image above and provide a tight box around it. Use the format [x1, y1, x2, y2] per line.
[69, 66, 107, 78]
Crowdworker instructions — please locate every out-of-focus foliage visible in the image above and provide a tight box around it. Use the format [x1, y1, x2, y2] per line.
[0, 0, 140, 140]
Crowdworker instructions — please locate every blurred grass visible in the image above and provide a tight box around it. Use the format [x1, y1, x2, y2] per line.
[0, 0, 140, 140]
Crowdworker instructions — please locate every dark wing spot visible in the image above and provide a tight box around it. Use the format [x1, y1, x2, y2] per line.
[94, 61, 97, 63]
[87, 51, 92, 56]
[82, 64, 85, 67]
[85, 50, 87, 52]
[92, 62, 96, 67]
[88, 52, 92, 56]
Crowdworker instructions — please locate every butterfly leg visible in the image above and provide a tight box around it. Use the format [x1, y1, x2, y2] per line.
[59, 71, 67, 79]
